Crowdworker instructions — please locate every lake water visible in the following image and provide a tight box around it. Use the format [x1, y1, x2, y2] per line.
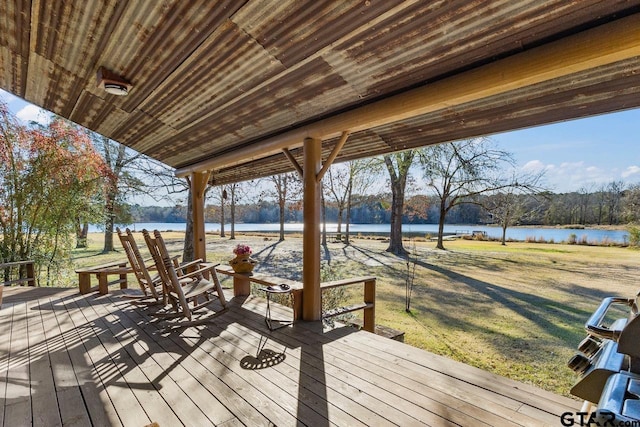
[96, 222, 630, 244]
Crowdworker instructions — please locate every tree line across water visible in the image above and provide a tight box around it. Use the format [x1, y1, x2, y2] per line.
[130, 182, 636, 229]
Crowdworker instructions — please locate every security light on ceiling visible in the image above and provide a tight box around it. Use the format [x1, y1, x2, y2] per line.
[97, 67, 131, 96]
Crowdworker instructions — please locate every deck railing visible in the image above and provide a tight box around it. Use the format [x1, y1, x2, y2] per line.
[216, 266, 376, 332]
[1, 260, 36, 287]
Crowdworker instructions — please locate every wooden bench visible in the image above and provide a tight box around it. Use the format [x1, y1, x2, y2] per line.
[76, 260, 131, 295]
[216, 266, 376, 332]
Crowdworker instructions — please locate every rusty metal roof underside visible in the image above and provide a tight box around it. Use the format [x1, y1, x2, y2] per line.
[1, 1, 640, 185]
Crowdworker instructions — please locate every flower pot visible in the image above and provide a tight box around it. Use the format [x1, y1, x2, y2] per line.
[230, 254, 256, 273]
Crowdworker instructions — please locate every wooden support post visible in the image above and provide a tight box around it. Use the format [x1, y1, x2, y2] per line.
[303, 137, 322, 321]
[363, 278, 376, 333]
[190, 171, 211, 262]
[25, 262, 35, 287]
[233, 275, 251, 297]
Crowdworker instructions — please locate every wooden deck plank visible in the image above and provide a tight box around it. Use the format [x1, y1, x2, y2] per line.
[36, 297, 97, 427]
[0, 302, 15, 427]
[57, 293, 139, 426]
[108, 295, 279, 426]
[1, 287, 581, 427]
[218, 309, 443, 426]
[236, 295, 570, 427]
[128, 303, 336, 427]
[73, 296, 189, 427]
[85, 294, 236, 426]
[3, 303, 32, 427]
[191, 316, 373, 427]
[339, 327, 578, 414]
[47, 294, 121, 427]
[225, 297, 493, 426]
[111, 296, 299, 427]
[25, 299, 63, 427]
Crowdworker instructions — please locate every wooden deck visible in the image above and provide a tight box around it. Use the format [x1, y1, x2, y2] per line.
[1, 286, 579, 426]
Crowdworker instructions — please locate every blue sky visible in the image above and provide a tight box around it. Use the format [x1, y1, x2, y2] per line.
[2, 88, 639, 194]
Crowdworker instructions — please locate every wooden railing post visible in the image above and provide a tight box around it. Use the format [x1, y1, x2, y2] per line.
[363, 278, 376, 333]
[26, 261, 35, 287]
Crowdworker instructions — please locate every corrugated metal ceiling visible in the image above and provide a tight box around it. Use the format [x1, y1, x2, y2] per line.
[1, 0, 639, 185]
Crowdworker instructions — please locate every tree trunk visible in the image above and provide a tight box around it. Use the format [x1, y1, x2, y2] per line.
[384, 153, 414, 255]
[76, 221, 88, 248]
[219, 195, 225, 238]
[230, 186, 236, 240]
[501, 223, 507, 246]
[336, 207, 344, 234]
[436, 199, 447, 250]
[102, 186, 117, 252]
[321, 184, 327, 246]
[387, 183, 407, 255]
[345, 187, 352, 245]
[278, 196, 285, 241]
[183, 193, 194, 262]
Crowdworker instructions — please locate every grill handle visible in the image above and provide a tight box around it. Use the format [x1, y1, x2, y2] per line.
[585, 297, 635, 340]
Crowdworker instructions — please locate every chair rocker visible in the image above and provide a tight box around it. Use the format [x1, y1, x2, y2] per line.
[143, 229, 227, 322]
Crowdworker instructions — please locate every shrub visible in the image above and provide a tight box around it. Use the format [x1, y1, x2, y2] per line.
[628, 225, 640, 247]
[568, 233, 577, 245]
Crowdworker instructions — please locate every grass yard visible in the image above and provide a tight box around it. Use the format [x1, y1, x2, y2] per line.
[69, 231, 640, 398]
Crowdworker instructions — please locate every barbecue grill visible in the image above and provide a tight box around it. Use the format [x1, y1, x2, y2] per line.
[568, 294, 640, 421]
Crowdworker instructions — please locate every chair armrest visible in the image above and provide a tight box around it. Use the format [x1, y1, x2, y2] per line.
[177, 259, 203, 271]
[177, 263, 220, 280]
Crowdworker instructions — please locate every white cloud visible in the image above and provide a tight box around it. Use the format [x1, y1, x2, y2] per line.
[622, 166, 640, 178]
[517, 160, 634, 192]
[521, 160, 547, 172]
[16, 105, 51, 126]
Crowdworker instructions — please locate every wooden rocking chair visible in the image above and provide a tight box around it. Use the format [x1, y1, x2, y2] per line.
[116, 227, 163, 301]
[117, 227, 201, 305]
[143, 229, 227, 321]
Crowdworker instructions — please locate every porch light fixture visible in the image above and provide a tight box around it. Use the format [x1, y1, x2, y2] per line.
[97, 66, 131, 96]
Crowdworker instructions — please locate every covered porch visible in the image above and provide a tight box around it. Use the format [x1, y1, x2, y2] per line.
[1, 2, 639, 425]
[1, 286, 578, 426]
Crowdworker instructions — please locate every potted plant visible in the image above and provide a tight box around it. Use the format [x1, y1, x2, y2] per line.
[230, 244, 256, 273]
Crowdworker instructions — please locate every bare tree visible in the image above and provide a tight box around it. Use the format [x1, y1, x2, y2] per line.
[605, 180, 625, 225]
[123, 155, 199, 261]
[93, 135, 146, 252]
[325, 165, 350, 237]
[577, 184, 595, 225]
[419, 138, 513, 250]
[344, 159, 382, 244]
[383, 151, 417, 255]
[484, 170, 547, 245]
[622, 183, 640, 224]
[227, 181, 249, 240]
[210, 186, 228, 238]
[267, 173, 301, 241]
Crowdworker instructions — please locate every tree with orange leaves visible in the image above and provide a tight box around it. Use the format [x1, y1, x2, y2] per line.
[0, 102, 107, 285]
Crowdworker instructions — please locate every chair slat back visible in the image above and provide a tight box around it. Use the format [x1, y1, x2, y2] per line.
[152, 230, 192, 315]
[117, 227, 159, 299]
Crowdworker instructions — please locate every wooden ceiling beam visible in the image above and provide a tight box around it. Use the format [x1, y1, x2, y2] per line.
[175, 14, 640, 178]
